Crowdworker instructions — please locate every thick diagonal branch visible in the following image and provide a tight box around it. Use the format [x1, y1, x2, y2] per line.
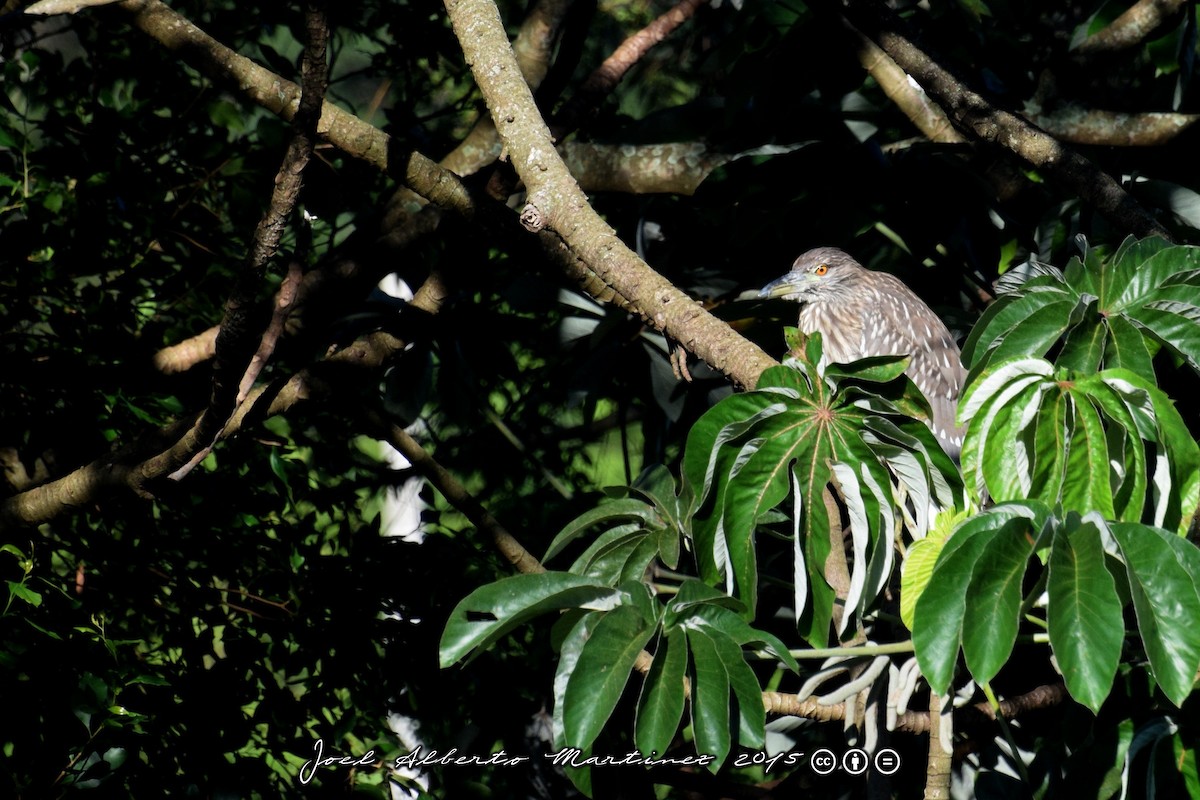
[443, 0, 777, 388]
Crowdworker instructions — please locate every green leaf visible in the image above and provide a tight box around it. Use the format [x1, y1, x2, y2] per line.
[1077, 376, 1147, 522]
[960, 520, 1038, 685]
[635, 629, 688, 757]
[1110, 523, 1200, 706]
[824, 354, 910, 384]
[960, 356, 1054, 505]
[1046, 517, 1124, 713]
[1061, 395, 1114, 518]
[1029, 388, 1069, 503]
[545, 499, 655, 562]
[552, 612, 601, 794]
[686, 627, 731, 771]
[663, 580, 746, 624]
[1055, 301, 1105, 373]
[1104, 314, 1155, 381]
[1110, 245, 1200, 314]
[702, 627, 766, 749]
[913, 525, 1000, 694]
[900, 539, 943, 632]
[440, 573, 619, 667]
[1140, 379, 1200, 533]
[961, 358, 1196, 528]
[563, 604, 657, 750]
[6, 581, 42, 607]
[914, 503, 1049, 693]
[566, 522, 662, 586]
[983, 299, 1078, 366]
[965, 238, 1200, 381]
[681, 603, 799, 673]
[1111, 235, 1174, 274]
[961, 286, 1070, 369]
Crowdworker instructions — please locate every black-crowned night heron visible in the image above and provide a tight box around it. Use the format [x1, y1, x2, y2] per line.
[759, 247, 966, 458]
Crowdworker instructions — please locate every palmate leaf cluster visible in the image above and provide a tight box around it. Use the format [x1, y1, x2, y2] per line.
[964, 236, 1200, 378]
[441, 238, 1200, 787]
[443, 322, 969, 785]
[440, 572, 798, 792]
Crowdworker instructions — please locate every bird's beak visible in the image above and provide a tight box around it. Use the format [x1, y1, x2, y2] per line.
[758, 272, 808, 300]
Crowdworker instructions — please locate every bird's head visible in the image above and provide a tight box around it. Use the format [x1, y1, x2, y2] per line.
[758, 247, 865, 303]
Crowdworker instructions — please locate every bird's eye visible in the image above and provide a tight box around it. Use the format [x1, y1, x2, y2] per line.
[814, 264, 828, 276]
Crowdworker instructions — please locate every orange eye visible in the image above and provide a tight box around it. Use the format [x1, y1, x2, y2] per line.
[814, 264, 828, 276]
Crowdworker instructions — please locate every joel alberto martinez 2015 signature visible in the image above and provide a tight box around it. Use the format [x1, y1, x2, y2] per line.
[299, 739, 719, 784]
[298, 739, 531, 784]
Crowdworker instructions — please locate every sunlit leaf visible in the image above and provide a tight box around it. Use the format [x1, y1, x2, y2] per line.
[1110, 523, 1200, 706]
[966, 237, 1200, 380]
[440, 573, 621, 667]
[563, 604, 657, 750]
[635, 629, 687, 757]
[1047, 516, 1123, 713]
[686, 627, 731, 771]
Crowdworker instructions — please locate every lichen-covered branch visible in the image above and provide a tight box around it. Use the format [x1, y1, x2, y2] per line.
[560, 141, 731, 195]
[1029, 107, 1200, 146]
[839, 0, 1173, 241]
[382, 0, 574, 233]
[118, 0, 639, 338]
[443, 0, 777, 389]
[2, 0, 782, 528]
[123, 0, 760, 376]
[844, 18, 965, 145]
[1075, 0, 1187, 55]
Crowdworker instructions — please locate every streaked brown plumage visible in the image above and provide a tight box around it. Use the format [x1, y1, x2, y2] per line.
[759, 247, 966, 458]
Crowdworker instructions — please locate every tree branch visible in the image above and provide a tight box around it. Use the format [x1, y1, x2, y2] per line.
[1075, 0, 1187, 55]
[442, 0, 777, 388]
[4, 0, 781, 529]
[0, 274, 447, 532]
[117, 1, 650, 320]
[761, 681, 1068, 735]
[133, 2, 331, 488]
[843, 18, 965, 146]
[560, 141, 732, 194]
[1029, 107, 1200, 146]
[381, 0, 574, 234]
[925, 691, 951, 799]
[371, 413, 546, 575]
[553, 0, 706, 132]
[838, 0, 1174, 241]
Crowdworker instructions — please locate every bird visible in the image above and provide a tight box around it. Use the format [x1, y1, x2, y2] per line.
[759, 247, 967, 459]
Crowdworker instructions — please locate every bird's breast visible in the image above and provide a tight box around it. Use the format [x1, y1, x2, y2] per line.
[797, 301, 864, 365]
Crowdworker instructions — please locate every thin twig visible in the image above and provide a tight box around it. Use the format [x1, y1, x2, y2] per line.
[372, 413, 546, 575]
[141, 2, 331, 486]
[554, 0, 706, 132]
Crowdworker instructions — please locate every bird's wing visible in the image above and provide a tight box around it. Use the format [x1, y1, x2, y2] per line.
[857, 280, 965, 398]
